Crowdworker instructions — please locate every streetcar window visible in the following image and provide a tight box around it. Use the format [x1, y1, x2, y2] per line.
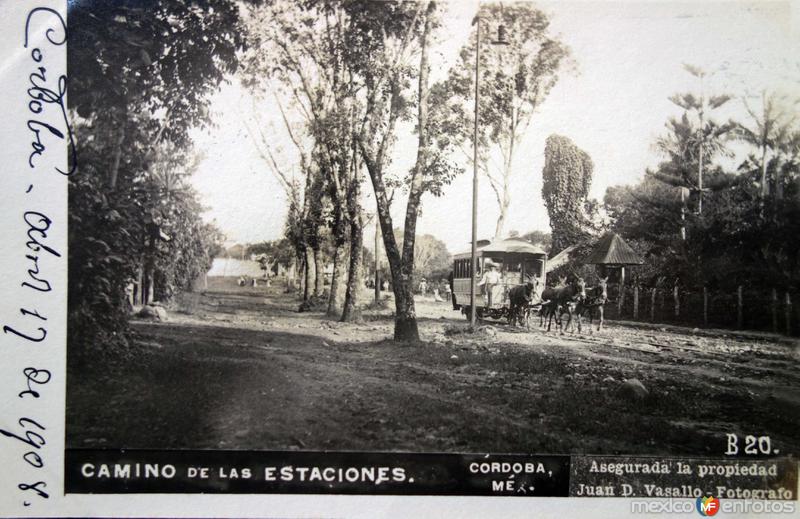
[524, 259, 543, 278]
[506, 260, 522, 283]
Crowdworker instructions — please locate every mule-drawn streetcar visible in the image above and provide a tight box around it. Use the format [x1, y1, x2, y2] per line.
[451, 237, 548, 321]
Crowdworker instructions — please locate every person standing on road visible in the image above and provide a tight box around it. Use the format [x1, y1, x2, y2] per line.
[447, 271, 456, 310]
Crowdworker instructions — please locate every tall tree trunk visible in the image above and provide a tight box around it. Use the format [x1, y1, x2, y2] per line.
[313, 246, 323, 297]
[775, 161, 783, 202]
[761, 145, 769, 198]
[364, 160, 420, 340]
[356, 1, 435, 342]
[327, 201, 348, 319]
[697, 107, 704, 215]
[342, 140, 365, 322]
[143, 224, 157, 305]
[494, 113, 516, 239]
[494, 188, 510, 239]
[297, 254, 306, 297]
[392, 0, 436, 341]
[327, 243, 348, 316]
[373, 201, 417, 341]
[392, 270, 417, 340]
[679, 187, 687, 240]
[109, 126, 126, 189]
[342, 192, 364, 322]
[304, 248, 315, 301]
[291, 253, 303, 293]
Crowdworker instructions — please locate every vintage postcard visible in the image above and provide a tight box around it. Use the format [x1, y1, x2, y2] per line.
[1, 0, 798, 517]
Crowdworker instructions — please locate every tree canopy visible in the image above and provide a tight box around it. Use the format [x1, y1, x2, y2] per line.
[433, 2, 570, 237]
[67, 0, 245, 357]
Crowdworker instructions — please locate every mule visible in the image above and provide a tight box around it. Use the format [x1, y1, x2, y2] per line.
[575, 276, 609, 333]
[541, 276, 586, 333]
[539, 276, 567, 330]
[507, 276, 539, 329]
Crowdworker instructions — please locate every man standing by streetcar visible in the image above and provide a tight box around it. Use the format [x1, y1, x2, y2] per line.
[478, 261, 502, 307]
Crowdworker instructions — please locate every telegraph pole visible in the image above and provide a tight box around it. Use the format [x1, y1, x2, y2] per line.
[470, 16, 481, 328]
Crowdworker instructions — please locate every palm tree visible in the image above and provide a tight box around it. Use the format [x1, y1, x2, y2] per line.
[736, 90, 798, 200]
[652, 64, 736, 239]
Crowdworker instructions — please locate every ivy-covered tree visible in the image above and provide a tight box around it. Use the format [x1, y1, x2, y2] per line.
[541, 134, 596, 254]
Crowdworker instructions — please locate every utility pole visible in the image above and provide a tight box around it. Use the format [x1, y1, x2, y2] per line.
[470, 16, 481, 328]
[470, 9, 509, 327]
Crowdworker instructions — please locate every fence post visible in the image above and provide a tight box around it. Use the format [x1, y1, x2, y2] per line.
[650, 288, 656, 322]
[786, 292, 792, 336]
[673, 285, 680, 319]
[737, 285, 743, 329]
[771, 289, 778, 333]
[633, 285, 639, 319]
[703, 286, 708, 326]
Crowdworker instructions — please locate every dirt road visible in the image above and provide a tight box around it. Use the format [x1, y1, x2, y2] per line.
[67, 283, 800, 456]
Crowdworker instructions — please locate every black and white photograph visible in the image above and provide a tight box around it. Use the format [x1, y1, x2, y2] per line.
[61, 0, 800, 490]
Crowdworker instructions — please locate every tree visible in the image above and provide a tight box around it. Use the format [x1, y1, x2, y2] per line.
[241, 91, 326, 297]
[434, 2, 569, 238]
[541, 135, 596, 254]
[247, 239, 296, 273]
[70, 1, 243, 187]
[652, 65, 736, 235]
[394, 232, 452, 280]
[520, 230, 552, 252]
[242, 1, 367, 318]
[67, 1, 245, 356]
[604, 173, 690, 284]
[356, 1, 462, 340]
[736, 91, 799, 201]
[243, 0, 461, 336]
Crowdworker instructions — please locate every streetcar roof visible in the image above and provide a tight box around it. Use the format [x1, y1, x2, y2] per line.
[453, 237, 548, 260]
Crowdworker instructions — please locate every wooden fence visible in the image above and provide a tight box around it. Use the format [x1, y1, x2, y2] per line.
[603, 284, 798, 336]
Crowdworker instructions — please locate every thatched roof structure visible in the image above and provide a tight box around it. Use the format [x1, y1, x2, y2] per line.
[585, 233, 643, 266]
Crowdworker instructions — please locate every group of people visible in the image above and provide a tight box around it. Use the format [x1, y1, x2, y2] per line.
[237, 275, 269, 287]
[418, 277, 452, 303]
[365, 278, 390, 291]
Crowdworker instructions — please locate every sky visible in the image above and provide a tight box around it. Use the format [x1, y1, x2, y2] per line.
[190, 0, 800, 254]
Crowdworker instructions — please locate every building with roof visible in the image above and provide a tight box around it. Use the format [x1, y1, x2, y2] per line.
[585, 232, 644, 267]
